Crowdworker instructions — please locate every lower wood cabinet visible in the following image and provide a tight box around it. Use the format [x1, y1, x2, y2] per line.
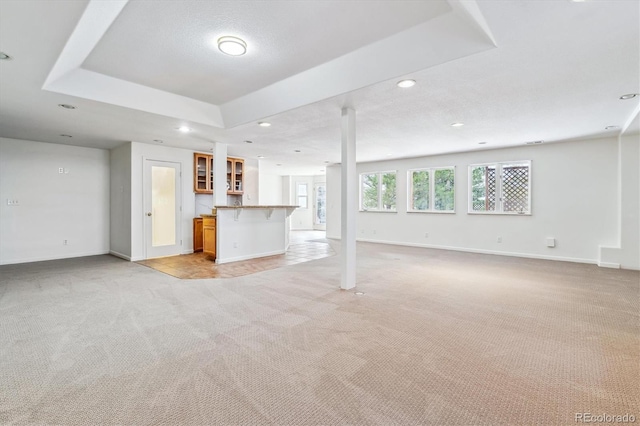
[193, 218, 203, 252]
[203, 216, 216, 259]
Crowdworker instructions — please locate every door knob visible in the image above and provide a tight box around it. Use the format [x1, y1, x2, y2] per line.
[146, 212, 152, 216]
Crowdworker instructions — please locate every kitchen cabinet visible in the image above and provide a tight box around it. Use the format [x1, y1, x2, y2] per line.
[193, 218, 203, 252]
[226, 157, 244, 195]
[193, 153, 214, 193]
[203, 216, 216, 258]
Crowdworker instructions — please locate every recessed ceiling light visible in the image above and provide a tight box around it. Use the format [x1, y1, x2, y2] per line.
[257, 155, 265, 159]
[177, 126, 191, 133]
[60, 134, 72, 138]
[619, 93, 639, 100]
[450, 122, 464, 127]
[153, 139, 163, 143]
[217, 36, 247, 56]
[58, 104, 76, 109]
[478, 141, 487, 145]
[258, 122, 271, 127]
[294, 149, 301, 152]
[324, 161, 330, 163]
[0, 52, 11, 60]
[525, 140, 544, 145]
[244, 140, 253, 144]
[397, 79, 416, 88]
[276, 164, 282, 166]
[605, 126, 619, 130]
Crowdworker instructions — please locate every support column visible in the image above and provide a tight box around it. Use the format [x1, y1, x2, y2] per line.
[341, 107, 357, 289]
[213, 142, 228, 207]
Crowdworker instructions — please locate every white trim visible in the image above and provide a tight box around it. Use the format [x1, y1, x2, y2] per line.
[215, 249, 286, 264]
[597, 261, 621, 269]
[109, 250, 132, 261]
[0, 251, 110, 265]
[356, 238, 597, 265]
[359, 170, 398, 212]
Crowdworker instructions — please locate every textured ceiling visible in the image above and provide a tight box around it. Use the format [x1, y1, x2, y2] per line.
[83, 0, 451, 105]
[0, 0, 638, 178]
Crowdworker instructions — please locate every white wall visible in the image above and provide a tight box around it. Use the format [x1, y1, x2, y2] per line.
[0, 138, 110, 265]
[327, 137, 623, 265]
[258, 169, 283, 205]
[242, 158, 259, 205]
[109, 143, 132, 258]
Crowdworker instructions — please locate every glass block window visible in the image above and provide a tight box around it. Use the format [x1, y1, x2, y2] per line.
[408, 167, 455, 213]
[469, 161, 531, 214]
[360, 171, 397, 211]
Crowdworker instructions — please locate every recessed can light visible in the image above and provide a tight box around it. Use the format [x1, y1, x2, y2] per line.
[58, 104, 76, 109]
[0, 52, 12, 60]
[525, 140, 544, 145]
[60, 134, 72, 138]
[605, 126, 619, 130]
[217, 36, 247, 56]
[397, 79, 416, 88]
[619, 93, 639, 100]
[478, 141, 487, 145]
[294, 149, 301, 153]
[258, 122, 271, 127]
[177, 126, 191, 133]
[257, 155, 265, 159]
[153, 139, 163, 143]
[276, 164, 282, 166]
[244, 140, 253, 144]
[450, 122, 465, 127]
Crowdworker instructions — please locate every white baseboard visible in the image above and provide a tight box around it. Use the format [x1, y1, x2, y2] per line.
[355, 238, 597, 265]
[0, 250, 110, 266]
[597, 261, 621, 269]
[109, 250, 132, 261]
[216, 249, 285, 265]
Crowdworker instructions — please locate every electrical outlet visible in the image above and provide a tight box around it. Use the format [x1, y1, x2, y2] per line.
[58, 167, 64, 173]
[497, 236, 502, 243]
[6, 199, 19, 206]
[63, 240, 68, 245]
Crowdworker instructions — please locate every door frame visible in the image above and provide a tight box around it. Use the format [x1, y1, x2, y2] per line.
[143, 158, 183, 259]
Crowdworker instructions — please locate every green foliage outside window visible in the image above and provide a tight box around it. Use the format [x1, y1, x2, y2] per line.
[361, 173, 379, 210]
[361, 172, 396, 211]
[434, 169, 455, 211]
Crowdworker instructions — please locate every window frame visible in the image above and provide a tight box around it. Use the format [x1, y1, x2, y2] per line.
[407, 166, 456, 214]
[467, 160, 532, 215]
[359, 170, 397, 212]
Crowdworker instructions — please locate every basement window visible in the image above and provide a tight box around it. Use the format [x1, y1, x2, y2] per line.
[360, 171, 397, 212]
[469, 161, 531, 214]
[408, 167, 455, 213]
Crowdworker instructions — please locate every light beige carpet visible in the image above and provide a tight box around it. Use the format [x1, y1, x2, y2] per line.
[1, 241, 638, 425]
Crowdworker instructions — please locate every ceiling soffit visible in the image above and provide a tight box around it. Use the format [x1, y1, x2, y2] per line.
[42, 0, 497, 129]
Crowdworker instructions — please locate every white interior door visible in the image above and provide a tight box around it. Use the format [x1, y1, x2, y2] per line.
[314, 183, 326, 231]
[144, 160, 182, 259]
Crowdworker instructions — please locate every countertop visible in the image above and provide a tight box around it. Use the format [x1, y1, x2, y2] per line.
[214, 205, 299, 209]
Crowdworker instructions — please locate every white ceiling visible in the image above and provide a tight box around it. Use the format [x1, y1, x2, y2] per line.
[0, 0, 638, 177]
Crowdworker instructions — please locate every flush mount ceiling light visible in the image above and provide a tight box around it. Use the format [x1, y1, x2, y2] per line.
[0, 52, 12, 60]
[450, 122, 464, 127]
[217, 36, 247, 56]
[258, 121, 271, 127]
[177, 126, 191, 133]
[58, 104, 76, 109]
[619, 93, 639, 100]
[397, 79, 416, 88]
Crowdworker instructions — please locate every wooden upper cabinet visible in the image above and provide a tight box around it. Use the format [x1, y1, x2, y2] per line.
[194, 152, 213, 194]
[227, 157, 244, 194]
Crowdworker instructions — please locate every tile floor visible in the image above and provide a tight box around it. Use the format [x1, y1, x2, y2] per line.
[136, 230, 334, 279]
